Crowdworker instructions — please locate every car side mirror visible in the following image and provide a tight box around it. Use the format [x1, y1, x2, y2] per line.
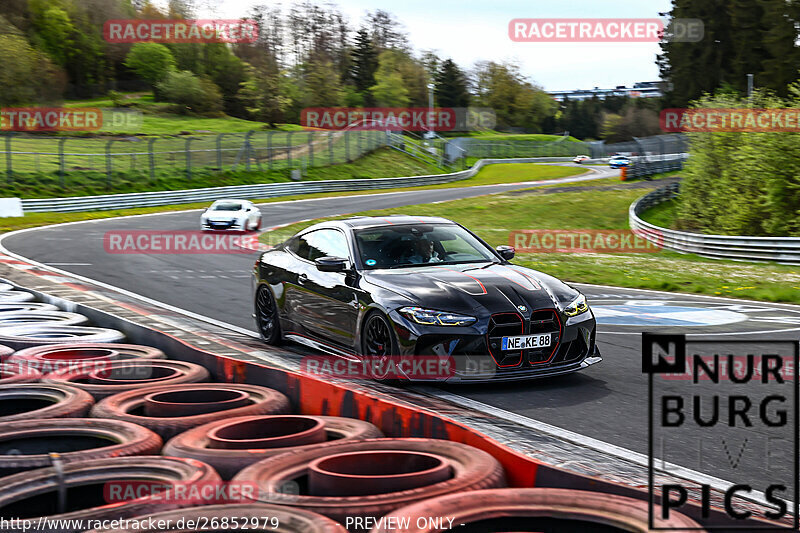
[496, 245, 515, 260]
[315, 256, 348, 272]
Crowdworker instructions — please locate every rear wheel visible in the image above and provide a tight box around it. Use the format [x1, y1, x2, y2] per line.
[255, 286, 281, 345]
[361, 312, 399, 381]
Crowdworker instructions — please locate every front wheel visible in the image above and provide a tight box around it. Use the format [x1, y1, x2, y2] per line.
[255, 286, 281, 345]
[360, 312, 400, 382]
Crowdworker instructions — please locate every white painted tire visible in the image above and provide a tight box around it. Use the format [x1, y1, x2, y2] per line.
[0, 312, 89, 327]
[0, 303, 59, 313]
[0, 292, 36, 303]
[0, 325, 125, 350]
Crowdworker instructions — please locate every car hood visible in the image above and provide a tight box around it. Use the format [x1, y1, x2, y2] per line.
[362, 262, 579, 315]
[205, 211, 245, 220]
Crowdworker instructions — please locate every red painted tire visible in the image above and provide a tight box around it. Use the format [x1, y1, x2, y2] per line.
[0, 456, 220, 533]
[0, 343, 14, 359]
[371, 488, 705, 532]
[0, 325, 125, 350]
[83, 504, 348, 533]
[44, 359, 209, 400]
[164, 415, 384, 479]
[0, 418, 162, 476]
[0, 382, 94, 421]
[8, 343, 165, 374]
[91, 383, 291, 440]
[232, 438, 506, 523]
[0, 362, 41, 384]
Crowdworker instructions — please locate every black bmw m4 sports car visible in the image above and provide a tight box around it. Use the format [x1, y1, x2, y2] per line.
[252, 215, 602, 382]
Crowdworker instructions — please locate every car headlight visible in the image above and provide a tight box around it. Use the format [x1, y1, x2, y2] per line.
[563, 294, 589, 317]
[399, 307, 477, 326]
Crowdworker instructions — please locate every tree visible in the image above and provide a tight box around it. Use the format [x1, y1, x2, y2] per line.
[0, 31, 63, 105]
[157, 70, 222, 114]
[349, 28, 377, 99]
[124, 42, 176, 92]
[434, 59, 469, 107]
[304, 58, 343, 107]
[237, 64, 291, 126]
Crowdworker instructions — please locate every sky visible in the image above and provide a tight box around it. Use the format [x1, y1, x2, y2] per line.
[185, 0, 674, 91]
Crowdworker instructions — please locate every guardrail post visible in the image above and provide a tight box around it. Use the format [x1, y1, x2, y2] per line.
[185, 137, 194, 180]
[148, 138, 156, 181]
[4, 133, 14, 185]
[307, 132, 314, 167]
[58, 138, 67, 188]
[105, 139, 114, 189]
[328, 132, 334, 165]
[215, 133, 225, 170]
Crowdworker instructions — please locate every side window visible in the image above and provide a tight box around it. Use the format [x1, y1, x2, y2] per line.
[294, 230, 350, 261]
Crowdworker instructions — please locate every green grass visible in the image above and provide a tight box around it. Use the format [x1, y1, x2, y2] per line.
[258, 187, 800, 304]
[640, 198, 678, 228]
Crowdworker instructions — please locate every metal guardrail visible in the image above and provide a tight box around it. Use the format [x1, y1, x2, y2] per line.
[630, 183, 800, 264]
[20, 157, 575, 213]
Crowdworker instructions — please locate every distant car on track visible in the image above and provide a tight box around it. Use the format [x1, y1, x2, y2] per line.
[252, 215, 601, 382]
[573, 155, 590, 164]
[608, 156, 631, 168]
[201, 200, 262, 232]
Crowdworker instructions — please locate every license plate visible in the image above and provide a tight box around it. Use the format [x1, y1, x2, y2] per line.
[501, 333, 552, 350]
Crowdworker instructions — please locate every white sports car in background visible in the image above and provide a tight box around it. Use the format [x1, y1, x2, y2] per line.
[200, 199, 262, 231]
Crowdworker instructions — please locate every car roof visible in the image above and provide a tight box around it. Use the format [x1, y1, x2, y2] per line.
[211, 199, 250, 204]
[300, 215, 456, 233]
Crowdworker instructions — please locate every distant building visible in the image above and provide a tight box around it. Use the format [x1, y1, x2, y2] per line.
[548, 81, 662, 101]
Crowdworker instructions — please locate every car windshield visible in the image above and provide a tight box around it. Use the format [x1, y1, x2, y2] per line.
[354, 224, 496, 269]
[212, 203, 242, 211]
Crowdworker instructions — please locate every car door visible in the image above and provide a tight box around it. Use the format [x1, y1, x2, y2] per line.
[288, 229, 361, 350]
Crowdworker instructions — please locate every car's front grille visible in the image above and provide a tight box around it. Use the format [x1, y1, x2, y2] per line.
[487, 310, 561, 367]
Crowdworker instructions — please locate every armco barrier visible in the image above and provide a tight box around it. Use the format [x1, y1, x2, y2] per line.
[11, 277, 783, 530]
[630, 183, 800, 264]
[19, 157, 575, 213]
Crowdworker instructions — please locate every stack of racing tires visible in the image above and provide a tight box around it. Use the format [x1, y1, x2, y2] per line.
[0, 281, 705, 532]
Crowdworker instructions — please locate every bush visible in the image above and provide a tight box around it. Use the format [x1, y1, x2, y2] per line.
[676, 87, 800, 236]
[156, 71, 223, 115]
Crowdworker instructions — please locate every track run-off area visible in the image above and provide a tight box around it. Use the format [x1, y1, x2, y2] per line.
[3, 162, 798, 496]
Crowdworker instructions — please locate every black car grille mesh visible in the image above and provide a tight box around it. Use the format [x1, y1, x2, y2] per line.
[487, 310, 560, 367]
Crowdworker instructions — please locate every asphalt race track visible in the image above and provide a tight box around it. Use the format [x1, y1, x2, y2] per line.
[3, 163, 798, 497]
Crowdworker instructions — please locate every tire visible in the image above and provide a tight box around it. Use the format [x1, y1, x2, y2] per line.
[254, 285, 281, 345]
[44, 359, 209, 400]
[361, 311, 400, 382]
[0, 362, 41, 384]
[0, 283, 15, 292]
[0, 383, 94, 422]
[0, 456, 220, 533]
[0, 311, 89, 327]
[163, 415, 384, 479]
[8, 343, 165, 374]
[0, 418, 162, 476]
[0, 291, 35, 303]
[232, 438, 506, 523]
[91, 383, 291, 440]
[0, 343, 13, 360]
[0, 325, 125, 350]
[370, 488, 704, 533]
[0, 302, 59, 313]
[83, 504, 348, 533]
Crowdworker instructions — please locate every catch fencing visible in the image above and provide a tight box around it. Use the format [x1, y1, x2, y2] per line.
[0, 130, 388, 187]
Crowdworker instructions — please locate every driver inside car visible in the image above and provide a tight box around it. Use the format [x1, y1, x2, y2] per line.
[406, 237, 442, 264]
